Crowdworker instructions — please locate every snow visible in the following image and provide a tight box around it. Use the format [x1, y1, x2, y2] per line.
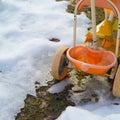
[0, 0, 120, 120]
[56, 105, 120, 120]
[56, 106, 103, 120]
[48, 78, 70, 93]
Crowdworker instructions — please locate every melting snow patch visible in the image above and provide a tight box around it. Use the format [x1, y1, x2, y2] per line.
[48, 79, 70, 93]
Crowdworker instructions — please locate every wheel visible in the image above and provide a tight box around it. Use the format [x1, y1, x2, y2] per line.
[51, 46, 69, 80]
[112, 65, 120, 97]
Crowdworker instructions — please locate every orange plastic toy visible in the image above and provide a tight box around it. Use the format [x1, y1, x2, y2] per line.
[51, 0, 120, 97]
[76, 0, 120, 16]
[67, 45, 116, 76]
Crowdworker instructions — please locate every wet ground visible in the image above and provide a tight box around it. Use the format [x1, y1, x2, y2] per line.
[15, 81, 75, 120]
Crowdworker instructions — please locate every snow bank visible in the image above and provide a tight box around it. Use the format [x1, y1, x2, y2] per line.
[57, 105, 120, 120]
[0, 0, 119, 120]
[57, 106, 103, 120]
[0, 0, 90, 119]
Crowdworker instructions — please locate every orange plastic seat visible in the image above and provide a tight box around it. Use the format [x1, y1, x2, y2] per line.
[67, 45, 117, 76]
[112, 0, 120, 11]
[76, 0, 120, 16]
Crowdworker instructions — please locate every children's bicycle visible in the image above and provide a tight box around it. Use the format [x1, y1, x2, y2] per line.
[51, 0, 120, 97]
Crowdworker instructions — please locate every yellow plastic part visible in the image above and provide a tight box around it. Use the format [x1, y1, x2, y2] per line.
[97, 19, 112, 39]
[112, 18, 118, 31]
[101, 39, 115, 49]
[101, 39, 120, 56]
[84, 32, 93, 43]
[84, 19, 113, 43]
[67, 45, 117, 76]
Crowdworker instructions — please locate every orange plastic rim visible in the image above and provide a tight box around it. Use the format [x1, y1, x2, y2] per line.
[67, 45, 117, 76]
[76, 0, 120, 16]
